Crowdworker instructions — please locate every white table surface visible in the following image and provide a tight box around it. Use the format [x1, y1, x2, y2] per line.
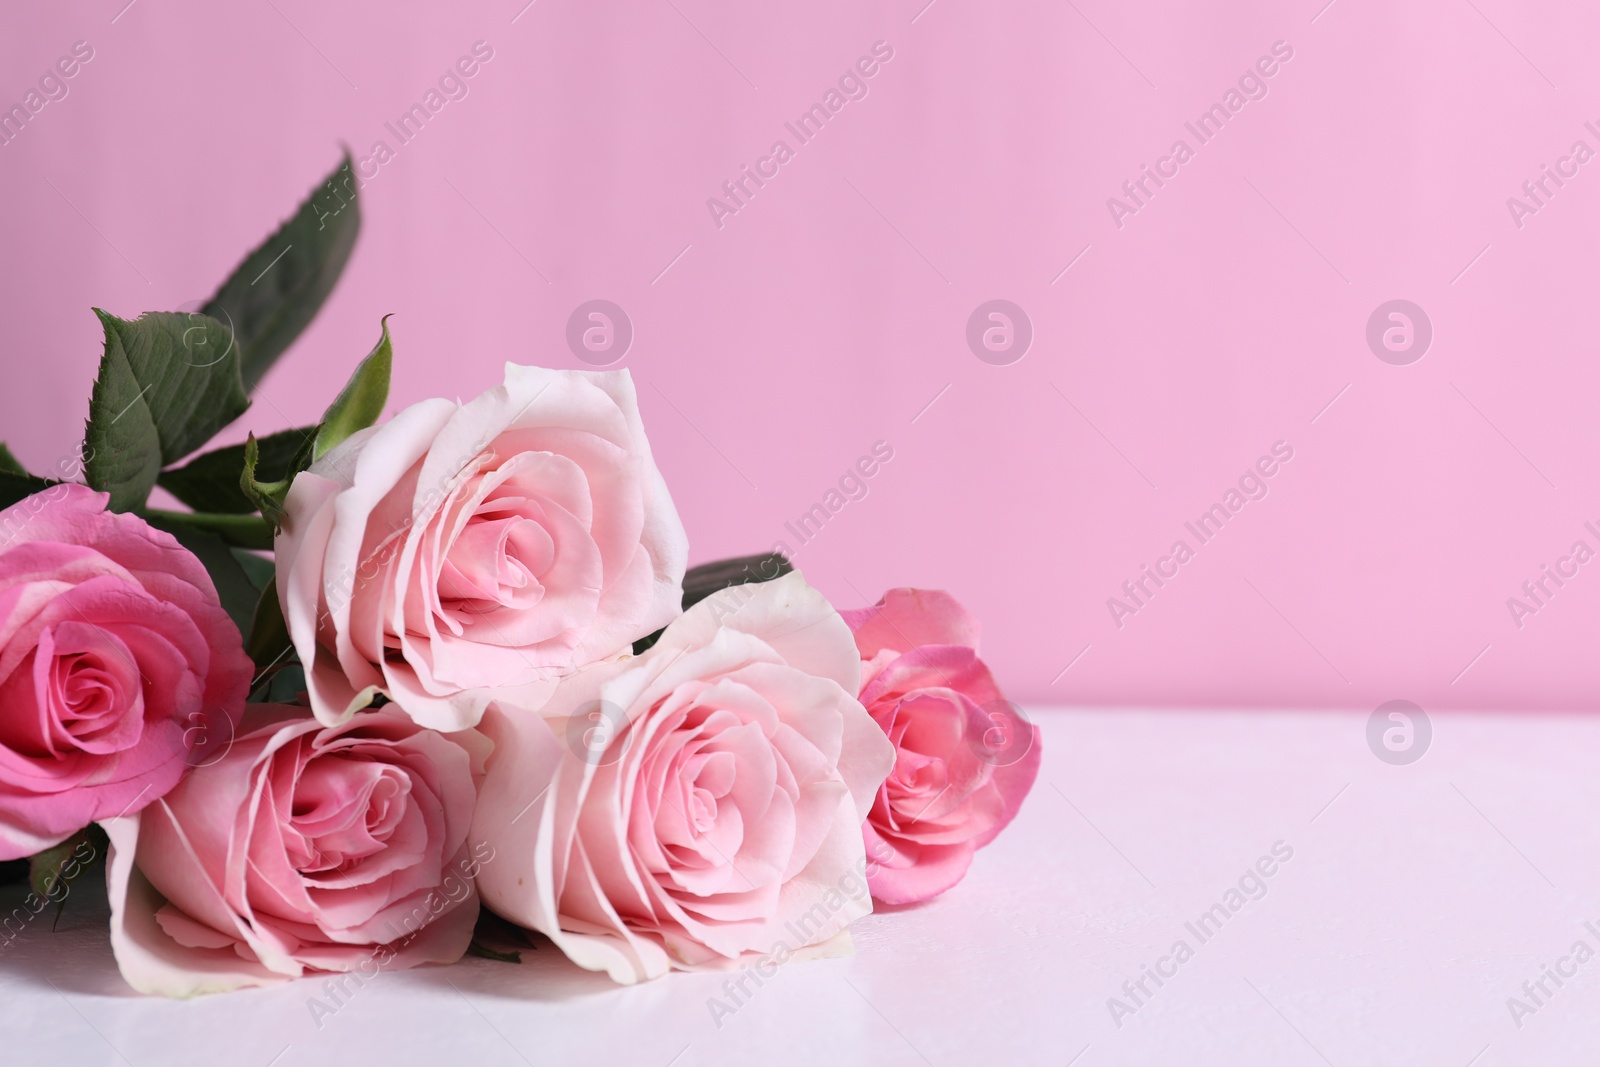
[4, 706, 1597, 1066]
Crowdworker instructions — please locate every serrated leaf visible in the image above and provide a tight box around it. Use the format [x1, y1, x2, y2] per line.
[83, 310, 251, 512]
[157, 426, 316, 514]
[83, 327, 161, 511]
[315, 316, 392, 460]
[203, 152, 362, 392]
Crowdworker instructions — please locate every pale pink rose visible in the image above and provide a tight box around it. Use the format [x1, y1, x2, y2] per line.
[276, 365, 688, 732]
[472, 572, 894, 984]
[841, 589, 1040, 905]
[0, 485, 250, 861]
[105, 704, 491, 997]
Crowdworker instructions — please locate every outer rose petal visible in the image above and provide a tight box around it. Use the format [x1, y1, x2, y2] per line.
[840, 588, 980, 662]
[106, 815, 281, 997]
[863, 822, 975, 906]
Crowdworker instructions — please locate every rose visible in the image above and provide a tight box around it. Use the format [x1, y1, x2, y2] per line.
[840, 589, 1039, 904]
[0, 485, 250, 861]
[104, 704, 490, 996]
[276, 365, 689, 732]
[472, 571, 894, 984]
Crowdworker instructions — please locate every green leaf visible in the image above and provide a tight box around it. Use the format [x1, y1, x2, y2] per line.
[254, 662, 306, 703]
[231, 547, 274, 590]
[315, 316, 392, 460]
[0, 443, 27, 476]
[250, 314, 392, 510]
[0, 471, 56, 510]
[28, 836, 79, 899]
[466, 940, 522, 964]
[157, 426, 316, 514]
[156, 525, 259, 635]
[27, 825, 104, 901]
[202, 152, 362, 393]
[83, 310, 251, 512]
[680, 552, 793, 610]
[245, 580, 294, 684]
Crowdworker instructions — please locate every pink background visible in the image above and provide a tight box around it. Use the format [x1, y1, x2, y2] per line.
[2, 0, 1596, 710]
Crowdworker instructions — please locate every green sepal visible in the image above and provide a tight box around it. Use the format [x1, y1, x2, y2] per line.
[315, 315, 392, 460]
[157, 427, 316, 514]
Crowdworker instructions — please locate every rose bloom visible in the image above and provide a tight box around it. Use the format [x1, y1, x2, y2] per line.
[276, 365, 688, 733]
[841, 589, 1040, 905]
[472, 572, 893, 984]
[0, 485, 250, 861]
[105, 705, 490, 996]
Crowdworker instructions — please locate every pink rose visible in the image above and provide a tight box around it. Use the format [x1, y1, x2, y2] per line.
[841, 589, 1039, 905]
[472, 572, 894, 983]
[104, 705, 490, 996]
[276, 365, 688, 732]
[0, 485, 250, 861]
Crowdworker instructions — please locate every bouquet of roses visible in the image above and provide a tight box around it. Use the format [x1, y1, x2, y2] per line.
[0, 155, 1040, 995]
